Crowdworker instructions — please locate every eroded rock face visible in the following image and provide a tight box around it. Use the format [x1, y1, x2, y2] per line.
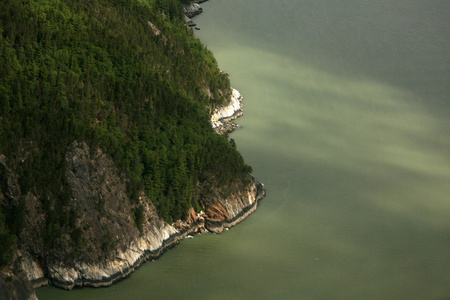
[0, 269, 38, 300]
[18, 251, 48, 288]
[37, 180, 265, 289]
[64, 141, 138, 262]
[182, 3, 203, 18]
[42, 141, 182, 289]
[203, 181, 266, 234]
[45, 222, 200, 289]
[0, 154, 21, 206]
[211, 88, 244, 135]
[9, 141, 183, 290]
[18, 177, 264, 290]
[7, 88, 265, 293]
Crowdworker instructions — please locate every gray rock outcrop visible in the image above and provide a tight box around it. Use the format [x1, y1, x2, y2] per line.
[211, 88, 244, 134]
[18, 178, 264, 290]
[3, 88, 265, 294]
[182, 3, 203, 18]
[17, 135, 265, 291]
[0, 270, 38, 300]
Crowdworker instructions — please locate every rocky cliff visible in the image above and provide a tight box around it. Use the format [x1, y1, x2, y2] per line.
[16, 178, 264, 291]
[4, 89, 265, 292]
[182, 2, 203, 18]
[211, 88, 244, 134]
[0, 0, 267, 296]
[0, 269, 38, 300]
[202, 180, 265, 234]
[24, 180, 264, 290]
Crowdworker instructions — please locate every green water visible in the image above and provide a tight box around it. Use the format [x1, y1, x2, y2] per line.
[37, 1, 450, 299]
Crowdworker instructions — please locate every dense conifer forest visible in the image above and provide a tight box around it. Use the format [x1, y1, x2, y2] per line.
[0, 0, 252, 266]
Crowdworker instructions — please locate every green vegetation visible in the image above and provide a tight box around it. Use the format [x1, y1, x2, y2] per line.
[0, 0, 252, 265]
[0, 212, 16, 266]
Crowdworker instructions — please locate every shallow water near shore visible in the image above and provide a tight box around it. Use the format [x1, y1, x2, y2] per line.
[37, 0, 450, 299]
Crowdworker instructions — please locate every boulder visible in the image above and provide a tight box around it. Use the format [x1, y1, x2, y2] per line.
[183, 3, 203, 18]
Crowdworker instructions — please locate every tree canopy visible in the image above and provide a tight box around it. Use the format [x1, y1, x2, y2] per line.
[0, 0, 252, 266]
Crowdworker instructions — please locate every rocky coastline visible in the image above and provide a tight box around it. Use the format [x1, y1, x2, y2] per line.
[184, 0, 208, 28]
[1, 1, 267, 297]
[182, 2, 203, 18]
[211, 88, 244, 134]
[204, 181, 266, 234]
[20, 181, 265, 291]
[13, 87, 265, 291]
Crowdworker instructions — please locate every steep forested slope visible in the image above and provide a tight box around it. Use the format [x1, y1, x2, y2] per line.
[0, 0, 254, 276]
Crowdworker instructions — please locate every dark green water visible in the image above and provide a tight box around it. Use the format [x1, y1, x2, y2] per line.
[37, 1, 450, 299]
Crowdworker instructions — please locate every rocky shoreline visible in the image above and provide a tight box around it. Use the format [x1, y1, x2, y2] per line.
[204, 181, 266, 234]
[211, 88, 244, 134]
[184, 0, 208, 28]
[1, 1, 267, 296]
[182, 0, 208, 18]
[43, 219, 204, 289]
[14, 87, 265, 291]
[21, 180, 265, 290]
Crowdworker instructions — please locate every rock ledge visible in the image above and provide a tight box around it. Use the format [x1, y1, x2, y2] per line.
[23, 180, 265, 290]
[211, 88, 244, 135]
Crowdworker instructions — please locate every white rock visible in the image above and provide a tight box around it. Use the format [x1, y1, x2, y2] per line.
[211, 88, 243, 130]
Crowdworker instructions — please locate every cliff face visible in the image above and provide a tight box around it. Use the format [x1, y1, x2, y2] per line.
[12, 140, 177, 290]
[0, 0, 266, 295]
[182, 3, 203, 18]
[0, 270, 38, 300]
[35, 181, 264, 290]
[202, 181, 266, 234]
[5, 89, 265, 291]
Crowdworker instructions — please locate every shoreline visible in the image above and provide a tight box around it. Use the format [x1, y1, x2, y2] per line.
[211, 88, 244, 134]
[31, 180, 265, 290]
[22, 1, 267, 293]
[26, 85, 265, 290]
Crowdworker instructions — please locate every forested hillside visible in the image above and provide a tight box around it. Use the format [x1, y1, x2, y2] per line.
[0, 0, 253, 270]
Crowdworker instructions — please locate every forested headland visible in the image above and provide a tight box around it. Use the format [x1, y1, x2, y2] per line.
[0, 0, 255, 279]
